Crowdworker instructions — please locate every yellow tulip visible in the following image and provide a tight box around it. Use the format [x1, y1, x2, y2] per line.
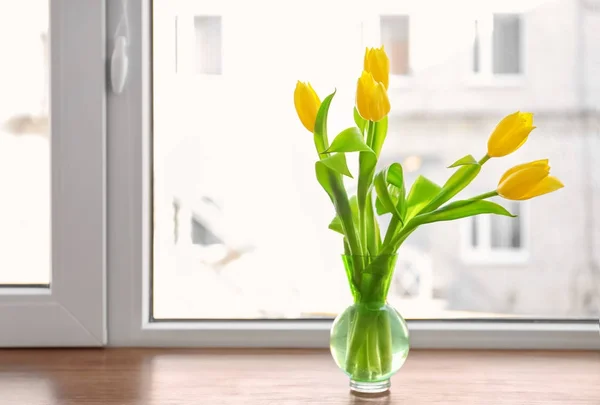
[356, 71, 391, 122]
[364, 46, 390, 90]
[294, 81, 321, 132]
[497, 159, 564, 200]
[487, 112, 536, 157]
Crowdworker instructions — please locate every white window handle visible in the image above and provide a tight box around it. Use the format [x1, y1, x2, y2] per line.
[110, 36, 128, 94]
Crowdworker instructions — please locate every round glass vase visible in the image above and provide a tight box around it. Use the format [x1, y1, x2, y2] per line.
[329, 255, 410, 394]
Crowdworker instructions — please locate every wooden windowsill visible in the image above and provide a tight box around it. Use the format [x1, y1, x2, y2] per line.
[0, 349, 598, 404]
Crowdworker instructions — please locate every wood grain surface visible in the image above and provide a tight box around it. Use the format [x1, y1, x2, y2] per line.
[0, 349, 598, 404]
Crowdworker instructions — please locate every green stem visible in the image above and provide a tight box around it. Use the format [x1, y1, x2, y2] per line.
[380, 220, 419, 256]
[479, 154, 491, 165]
[314, 136, 328, 158]
[345, 304, 393, 381]
[367, 321, 382, 376]
[343, 255, 397, 382]
[358, 121, 376, 257]
[377, 311, 393, 375]
[343, 238, 351, 256]
[329, 172, 362, 258]
[346, 308, 371, 378]
[470, 190, 499, 201]
[383, 216, 400, 247]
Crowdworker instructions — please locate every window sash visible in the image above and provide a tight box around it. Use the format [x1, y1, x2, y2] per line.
[106, 0, 599, 349]
[0, 0, 106, 347]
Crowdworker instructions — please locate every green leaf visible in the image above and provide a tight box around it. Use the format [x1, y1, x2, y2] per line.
[448, 154, 479, 168]
[381, 199, 515, 256]
[422, 164, 482, 214]
[375, 196, 385, 215]
[375, 185, 397, 215]
[371, 117, 388, 157]
[405, 176, 442, 221]
[375, 184, 402, 214]
[313, 90, 336, 155]
[415, 200, 515, 226]
[329, 196, 360, 235]
[386, 163, 405, 191]
[353, 107, 367, 133]
[315, 161, 361, 255]
[374, 163, 406, 221]
[328, 216, 343, 234]
[320, 153, 353, 178]
[315, 160, 335, 203]
[325, 127, 372, 154]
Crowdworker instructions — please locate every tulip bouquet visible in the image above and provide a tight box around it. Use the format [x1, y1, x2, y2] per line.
[294, 46, 563, 391]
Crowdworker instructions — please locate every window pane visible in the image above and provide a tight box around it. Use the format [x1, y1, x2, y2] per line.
[380, 15, 410, 75]
[0, 1, 49, 285]
[493, 14, 521, 74]
[152, 1, 599, 320]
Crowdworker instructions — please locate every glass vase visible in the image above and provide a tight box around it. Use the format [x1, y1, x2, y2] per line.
[329, 255, 410, 394]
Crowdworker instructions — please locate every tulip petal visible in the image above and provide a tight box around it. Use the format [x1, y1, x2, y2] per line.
[294, 81, 321, 132]
[487, 111, 535, 157]
[498, 167, 550, 200]
[499, 159, 549, 185]
[520, 176, 564, 200]
[520, 112, 533, 127]
[369, 82, 390, 122]
[364, 46, 390, 89]
[356, 71, 375, 120]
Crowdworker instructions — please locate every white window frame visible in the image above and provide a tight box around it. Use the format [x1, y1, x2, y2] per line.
[107, 0, 599, 349]
[461, 201, 530, 265]
[0, 0, 106, 347]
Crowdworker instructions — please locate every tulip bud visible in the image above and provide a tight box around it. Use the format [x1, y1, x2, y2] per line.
[294, 81, 321, 133]
[364, 46, 390, 90]
[356, 71, 391, 122]
[497, 159, 564, 200]
[487, 112, 536, 157]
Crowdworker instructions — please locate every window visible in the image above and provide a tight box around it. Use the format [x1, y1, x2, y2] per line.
[0, 0, 105, 347]
[380, 15, 410, 76]
[473, 13, 522, 76]
[462, 201, 528, 264]
[106, 0, 599, 349]
[194, 16, 222, 75]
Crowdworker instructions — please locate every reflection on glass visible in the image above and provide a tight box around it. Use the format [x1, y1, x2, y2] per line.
[152, 0, 599, 319]
[0, 0, 50, 285]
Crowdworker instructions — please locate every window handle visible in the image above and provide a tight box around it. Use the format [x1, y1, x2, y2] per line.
[110, 36, 129, 94]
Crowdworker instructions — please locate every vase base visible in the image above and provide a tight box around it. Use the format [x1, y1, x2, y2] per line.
[349, 379, 390, 394]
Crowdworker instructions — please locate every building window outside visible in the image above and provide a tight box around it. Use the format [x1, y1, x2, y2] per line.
[380, 15, 410, 76]
[463, 200, 528, 263]
[194, 16, 222, 75]
[473, 13, 522, 76]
